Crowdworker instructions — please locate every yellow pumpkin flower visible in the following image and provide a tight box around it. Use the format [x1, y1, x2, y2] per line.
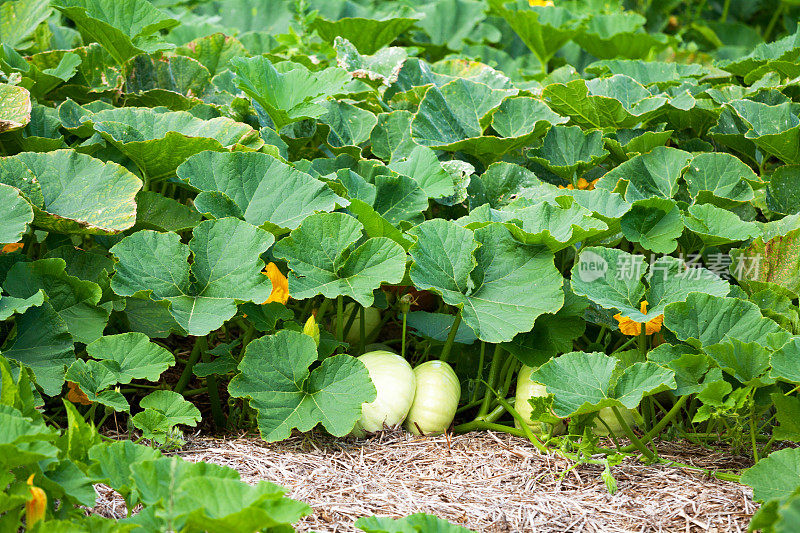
[576, 177, 599, 190]
[262, 262, 289, 305]
[2, 243, 24, 253]
[529, 0, 554, 5]
[66, 381, 92, 405]
[613, 301, 664, 336]
[557, 184, 575, 190]
[26, 475, 46, 527]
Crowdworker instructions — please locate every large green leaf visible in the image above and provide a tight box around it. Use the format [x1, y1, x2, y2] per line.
[0, 183, 33, 243]
[178, 151, 347, 234]
[81, 107, 262, 181]
[683, 152, 758, 205]
[0, 150, 141, 234]
[767, 165, 800, 215]
[110, 218, 273, 336]
[228, 330, 376, 442]
[85, 333, 174, 384]
[4, 258, 108, 343]
[64, 359, 129, 412]
[273, 212, 406, 306]
[409, 220, 564, 343]
[416, 0, 487, 51]
[388, 145, 456, 199]
[717, 28, 800, 80]
[572, 247, 729, 322]
[529, 351, 675, 417]
[527, 125, 608, 180]
[230, 56, 351, 130]
[620, 197, 683, 253]
[123, 55, 212, 108]
[741, 448, 800, 503]
[597, 146, 692, 202]
[574, 12, 670, 60]
[1, 305, 74, 395]
[683, 203, 760, 246]
[370, 110, 417, 163]
[311, 8, 421, 55]
[410, 77, 515, 155]
[543, 75, 667, 130]
[175, 33, 248, 78]
[0, 0, 51, 50]
[335, 37, 407, 87]
[460, 202, 609, 252]
[664, 293, 786, 349]
[489, 0, 581, 72]
[727, 99, 800, 164]
[52, 0, 178, 65]
[0, 83, 32, 133]
[771, 337, 800, 385]
[320, 100, 378, 155]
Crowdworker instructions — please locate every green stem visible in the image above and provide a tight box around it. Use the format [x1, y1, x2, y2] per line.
[199, 336, 226, 430]
[401, 308, 408, 359]
[749, 406, 759, 463]
[655, 458, 741, 483]
[439, 310, 462, 363]
[719, 0, 731, 22]
[611, 335, 638, 355]
[763, 4, 785, 42]
[621, 395, 688, 452]
[336, 295, 344, 345]
[23, 230, 36, 259]
[174, 337, 204, 394]
[638, 327, 648, 360]
[612, 406, 655, 462]
[500, 357, 519, 399]
[476, 344, 505, 419]
[359, 306, 366, 355]
[316, 298, 332, 323]
[760, 434, 776, 457]
[471, 342, 486, 404]
[492, 392, 548, 453]
[239, 323, 256, 355]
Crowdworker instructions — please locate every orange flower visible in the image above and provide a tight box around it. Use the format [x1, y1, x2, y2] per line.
[66, 381, 92, 405]
[559, 178, 598, 191]
[262, 262, 289, 305]
[613, 301, 664, 336]
[1, 243, 24, 253]
[26, 474, 46, 527]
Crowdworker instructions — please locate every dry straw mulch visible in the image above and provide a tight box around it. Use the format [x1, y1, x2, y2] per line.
[142, 431, 757, 532]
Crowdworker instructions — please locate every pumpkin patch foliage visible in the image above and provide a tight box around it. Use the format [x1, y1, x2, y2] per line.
[1, 0, 800, 530]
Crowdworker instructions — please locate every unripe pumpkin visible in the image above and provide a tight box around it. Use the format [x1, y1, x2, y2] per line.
[514, 365, 565, 436]
[404, 360, 460, 436]
[352, 350, 416, 436]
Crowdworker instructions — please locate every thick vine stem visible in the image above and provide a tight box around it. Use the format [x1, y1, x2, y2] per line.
[621, 395, 688, 453]
[199, 336, 226, 430]
[476, 344, 505, 419]
[174, 337, 204, 394]
[336, 296, 344, 346]
[359, 306, 366, 355]
[439, 310, 462, 362]
[612, 406, 656, 462]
